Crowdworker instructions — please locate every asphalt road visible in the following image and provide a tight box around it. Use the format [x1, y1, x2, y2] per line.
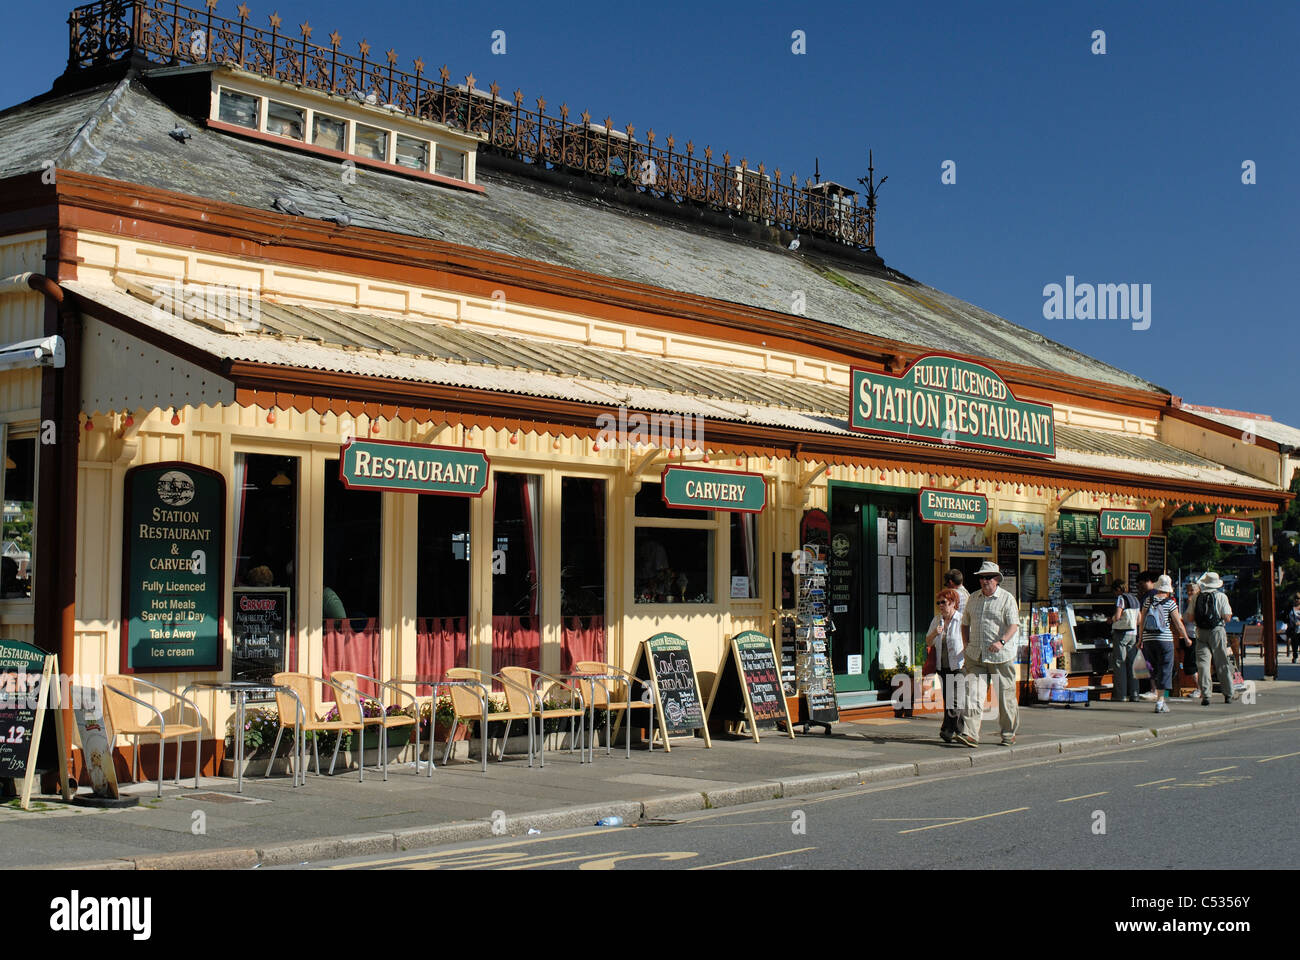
[296, 715, 1300, 871]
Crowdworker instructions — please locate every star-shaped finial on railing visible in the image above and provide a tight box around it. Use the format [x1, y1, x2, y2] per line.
[465, 73, 476, 90]
[774, 167, 781, 181]
[328, 30, 341, 49]
[236, 3, 250, 19]
[514, 90, 524, 106]
[624, 124, 635, 139]
[386, 49, 397, 65]
[536, 96, 546, 112]
[666, 134, 675, 150]
[300, 22, 311, 40]
[413, 58, 425, 74]
[604, 116, 613, 130]
[757, 162, 765, 175]
[358, 39, 371, 57]
[439, 65, 450, 82]
[489, 82, 500, 99]
[559, 103, 569, 121]
[206, 0, 219, 11]
[580, 110, 591, 125]
[723, 151, 731, 166]
[704, 146, 713, 162]
[269, 11, 281, 30]
[646, 129, 655, 145]
[686, 140, 694, 155]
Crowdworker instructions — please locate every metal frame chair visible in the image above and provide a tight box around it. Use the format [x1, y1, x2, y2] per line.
[497, 666, 586, 768]
[267, 672, 365, 780]
[330, 671, 419, 780]
[101, 675, 203, 797]
[571, 661, 656, 759]
[444, 667, 533, 768]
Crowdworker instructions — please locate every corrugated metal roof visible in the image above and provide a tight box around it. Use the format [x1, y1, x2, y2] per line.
[67, 278, 1277, 495]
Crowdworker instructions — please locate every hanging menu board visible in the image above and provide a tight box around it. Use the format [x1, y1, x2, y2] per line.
[121, 462, 226, 672]
[1047, 533, 1063, 603]
[1146, 535, 1167, 576]
[638, 634, 711, 748]
[232, 587, 291, 700]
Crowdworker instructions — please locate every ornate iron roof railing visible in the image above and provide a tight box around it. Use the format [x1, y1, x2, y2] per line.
[66, 0, 879, 250]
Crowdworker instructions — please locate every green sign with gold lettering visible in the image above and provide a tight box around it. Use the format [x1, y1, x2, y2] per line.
[122, 462, 225, 672]
[1214, 517, 1256, 545]
[661, 466, 766, 513]
[851, 354, 1055, 458]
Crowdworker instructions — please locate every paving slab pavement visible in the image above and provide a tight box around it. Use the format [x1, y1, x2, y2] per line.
[5, 676, 1296, 869]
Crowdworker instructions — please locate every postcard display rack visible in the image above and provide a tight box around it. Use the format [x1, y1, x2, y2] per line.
[1029, 606, 1085, 706]
[794, 545, 839, 733]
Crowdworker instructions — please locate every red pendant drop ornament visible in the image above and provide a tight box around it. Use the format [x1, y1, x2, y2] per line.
[84, 418, 93, 431]
[266, 409, 275, 424]
[171, 410, 181, 426]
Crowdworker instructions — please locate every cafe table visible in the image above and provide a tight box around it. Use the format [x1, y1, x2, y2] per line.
[390, 677, 492, 774]
[181, 680, 307, 793]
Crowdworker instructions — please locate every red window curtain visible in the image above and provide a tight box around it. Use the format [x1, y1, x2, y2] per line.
[492, 615, 540, 678]
[321, 618, 381, 701]
[560, 615, 605, 674]
[416, 616, 469, 696]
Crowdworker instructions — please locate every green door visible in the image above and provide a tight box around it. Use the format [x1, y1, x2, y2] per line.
[828, 486, 933, 694]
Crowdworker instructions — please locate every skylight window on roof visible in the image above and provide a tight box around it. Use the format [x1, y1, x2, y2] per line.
[312, 113, 346, 151]
[219, 89, 259, 129]
[435, 147, 466, 181]
[355, 124, 389, 162]
[395, 135, 429, 171]
[267, 100, 305, 141]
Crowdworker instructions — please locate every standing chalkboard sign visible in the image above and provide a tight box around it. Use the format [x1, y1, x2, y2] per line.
[231, 587, 291, 700]
[631, 634, 711, 751]
[0, 639, 72, 809]
[705, 632, 795, 742]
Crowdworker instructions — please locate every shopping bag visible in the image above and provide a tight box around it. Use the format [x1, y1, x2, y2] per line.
[1132, 649, 1150, 680]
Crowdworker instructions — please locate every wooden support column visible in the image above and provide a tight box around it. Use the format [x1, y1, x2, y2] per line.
[1260, 521, 1277, 679]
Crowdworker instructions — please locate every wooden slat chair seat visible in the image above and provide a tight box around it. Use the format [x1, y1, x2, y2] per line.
[268, 672, 365, 779]
[497, 666, 586, 768]
[444, 667, 535, 767]
[330, 671, 419, 780]
[574, 660, 655, 758]
[101, 675, 203, 797]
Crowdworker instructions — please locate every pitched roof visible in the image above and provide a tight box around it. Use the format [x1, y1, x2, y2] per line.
[1, 74, 1159, 394]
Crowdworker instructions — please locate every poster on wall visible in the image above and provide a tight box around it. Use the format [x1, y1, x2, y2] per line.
[999, 510, 1045, 556]
[949, 523, 991, 555]
[1047, 533, 1063, 603]
[121, 462, 225, 672]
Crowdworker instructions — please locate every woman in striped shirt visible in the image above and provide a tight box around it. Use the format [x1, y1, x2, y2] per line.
[1136, 575, 1192, 714]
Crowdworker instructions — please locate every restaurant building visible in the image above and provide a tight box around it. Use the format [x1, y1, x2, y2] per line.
[0, 1, 1289, 771]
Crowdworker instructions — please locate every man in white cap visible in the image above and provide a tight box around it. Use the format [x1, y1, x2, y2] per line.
[1192, 571, 1235, 705]
[955, 560, 1020, 747]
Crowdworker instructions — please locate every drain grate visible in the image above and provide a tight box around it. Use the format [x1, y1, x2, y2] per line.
[183, 792, 262, 805]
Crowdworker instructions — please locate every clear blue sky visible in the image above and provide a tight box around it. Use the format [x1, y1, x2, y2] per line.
[7, 0, 1297, 420]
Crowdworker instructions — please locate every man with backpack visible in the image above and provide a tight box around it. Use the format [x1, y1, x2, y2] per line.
[1136, 575, 1191, 714]
[1193, 571, 1235, 705]
[1109, 579, 1141, 702]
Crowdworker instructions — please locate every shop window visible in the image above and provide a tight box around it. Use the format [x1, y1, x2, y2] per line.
[395, 134, 430, 171]
[416, 494, 470, 691]
[218, 89, 259, 129]
[312, 113, 346, 152]
[434, 146, 466, 180]
[1, 435, 35, 601]
[321, 462, 382, 695]
[560, 477, 605, 672]
[266, 100, 305, 140]
[355, 124, 389, 162]
[634, 482, 714, 604]
[492, 473, 541, 675]
[232, 454, 298, 687]
[729, 513, 758, 599]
